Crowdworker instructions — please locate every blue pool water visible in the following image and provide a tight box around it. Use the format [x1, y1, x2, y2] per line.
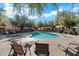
[32, 32, 59, 39]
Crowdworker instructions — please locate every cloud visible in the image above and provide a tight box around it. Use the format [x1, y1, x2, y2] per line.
[73, 7, 78, 11]
[67, 7, 79, 14]
[59, 8, 63, 12]
[42, 11, 57, 17]
[4, 3, 13, 13]
[28, 15, 38, 19]
[72, 7, 79, 13]
[4, 3, 30, 18]
[59, 7, 79, 13]
[27, 10, 57, 19]
[4, 3, 16, 18]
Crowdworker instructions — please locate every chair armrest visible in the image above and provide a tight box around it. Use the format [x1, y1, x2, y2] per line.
[69, 43, 79, 46]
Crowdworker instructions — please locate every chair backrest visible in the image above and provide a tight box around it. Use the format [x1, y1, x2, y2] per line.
[11, 41, 18, 45]
[9, 38, 19, 45]
[11, 44, 24, 55]
[35, 43, 49, 56]
[66, 47, 79, 56]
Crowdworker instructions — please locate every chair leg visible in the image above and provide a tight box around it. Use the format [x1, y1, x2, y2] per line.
[13, 53, 17, 56]
[24, 49, 27, 56]
[8, 47, 12, 56]
[66, 53, 68, 56]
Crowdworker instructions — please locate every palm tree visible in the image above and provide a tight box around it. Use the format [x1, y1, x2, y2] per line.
[13, 3, 57, 16]
[13, 3, 45, 16]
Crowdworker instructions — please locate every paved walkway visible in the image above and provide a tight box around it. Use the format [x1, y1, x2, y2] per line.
[0, 33, 79, 56]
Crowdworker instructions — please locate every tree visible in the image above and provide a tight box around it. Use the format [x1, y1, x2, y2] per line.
[13, 3, 45, 16]
[9, 18, 17, 26]
[0, 8, 6, 26]
[37, 21, 44, 27]
[55, 11, 78, 28]
[10, 14, 36, 32]
[25, 19, 35, 28]
[13, 3, 58, 28]
[55, 11, 66, 25]
[13, 3, 57, 16]
[64, 18, 77, 28]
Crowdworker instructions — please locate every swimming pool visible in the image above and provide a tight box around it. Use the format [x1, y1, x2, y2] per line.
[32, 32, 59, 39]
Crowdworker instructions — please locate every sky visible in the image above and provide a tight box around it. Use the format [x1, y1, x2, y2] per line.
[0, 3, 79, 23]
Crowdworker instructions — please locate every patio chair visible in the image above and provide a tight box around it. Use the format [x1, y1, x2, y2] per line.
[58, 44, 79, 56]
[8, 43, 27, 56]
[35, 43, 50, 56]
[65, 47, 79, 56]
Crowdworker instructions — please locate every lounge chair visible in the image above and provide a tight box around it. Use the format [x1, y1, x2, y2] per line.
[65, 47, 79, 56]
[35, 43, 50, 56]
[8, 42, 27, 56]
[58, 44, 79, 56]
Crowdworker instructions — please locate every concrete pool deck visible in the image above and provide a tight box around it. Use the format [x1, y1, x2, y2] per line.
[0, 32, 79, 56]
